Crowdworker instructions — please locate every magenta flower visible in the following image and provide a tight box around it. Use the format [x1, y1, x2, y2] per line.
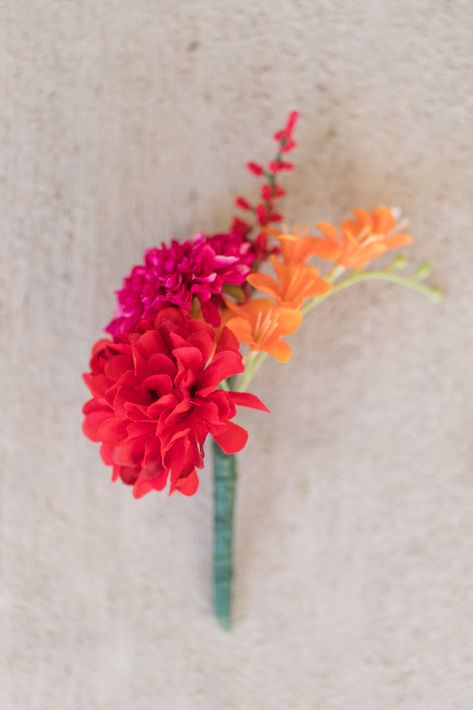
[106, 232, 257, 337]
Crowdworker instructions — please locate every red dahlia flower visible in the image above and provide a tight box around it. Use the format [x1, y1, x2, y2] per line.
[106, 232, 257, 337]
[83, 309, 268, 498]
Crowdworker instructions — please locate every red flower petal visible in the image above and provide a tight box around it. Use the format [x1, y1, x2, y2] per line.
[173, 469, 199, 496]
[113, 437, 147, 467]
[97, 417, 128, 445]
[228, 391, 270, 412]
[197, 351, 244, 394]
[132, 478, 154, 498]
[83, 373, 108, 398]
[82, 409, 112, 441]
[212, 421, 248, 454]
[100, 444, 114, 465]
[216, 326, 240, 355]
[136, 330, 166, 359]
[132, 465, 168, 497]
[146, 353, 176, 376]
[172, 345, 203, 371]
[141, 374, 173, 397]
[188, 330, 214, 361]
[104, 354, 133, 380]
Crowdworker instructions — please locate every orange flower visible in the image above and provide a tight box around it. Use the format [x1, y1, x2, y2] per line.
[247, 256, 332, 309]
[317, 207, 412, 269]
[278, 232, 332, 265]
[225, 299, 302, 362]
[265, 225, 341, 263]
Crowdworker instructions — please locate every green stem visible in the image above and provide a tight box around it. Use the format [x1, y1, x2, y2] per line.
[301, 270, 443, 314]
[238, 351, 266, 392]
[236, 268, 441, 393]
[212, 439, 237, 630]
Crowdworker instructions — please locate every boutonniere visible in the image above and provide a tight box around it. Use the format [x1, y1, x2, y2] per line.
[82, 112, 442, 628]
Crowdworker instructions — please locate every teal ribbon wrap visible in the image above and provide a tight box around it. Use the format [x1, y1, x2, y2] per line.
[212, 439, 237, 629]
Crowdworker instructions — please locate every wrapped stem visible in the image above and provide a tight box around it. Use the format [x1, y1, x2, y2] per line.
[212, 439, 237, 629]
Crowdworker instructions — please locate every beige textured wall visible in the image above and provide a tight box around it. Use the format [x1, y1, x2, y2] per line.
[2, 2, 473, 709]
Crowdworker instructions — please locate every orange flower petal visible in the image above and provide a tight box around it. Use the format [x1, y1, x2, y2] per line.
[269, 261, 331, 308]
[247, 272, 279, 298]
[342, 208, 373, 235]
[266, 339, 292, 363]
[225, 317, 254, 345]
[386, 231, 412, 249]
[304, 276, 332, 298]
[339, 238, 387, 269]
[314, 222, 342, 260]
[317, 222, 340, 242]
[372, 206, 396, 233]
[276, 308, 303, 334]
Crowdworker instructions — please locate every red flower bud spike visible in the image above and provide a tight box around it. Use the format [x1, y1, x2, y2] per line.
[232, 112, 300, 260]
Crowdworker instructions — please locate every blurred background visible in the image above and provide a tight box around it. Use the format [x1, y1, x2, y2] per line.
[2, 2, 473, 708]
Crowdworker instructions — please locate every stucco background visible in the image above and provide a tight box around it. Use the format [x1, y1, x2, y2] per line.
[2, 2, 473, 708]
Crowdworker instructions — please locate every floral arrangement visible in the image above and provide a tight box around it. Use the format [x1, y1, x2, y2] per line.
[82, 112, 442, 628]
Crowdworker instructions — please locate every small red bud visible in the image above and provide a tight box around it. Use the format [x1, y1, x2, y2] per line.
[247, 161, 263, 176]
[230, 216, 251, 236]
[269, 160, 294, 173]
[261, 184, 286, 200]
[286, 111, 299, 135]
[281, 139, 296, 153]
[255, 204, 269, 226]
[235, 196, 250, 210]
[273, 111, 299, 144]
[261, 185, 272, 201]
